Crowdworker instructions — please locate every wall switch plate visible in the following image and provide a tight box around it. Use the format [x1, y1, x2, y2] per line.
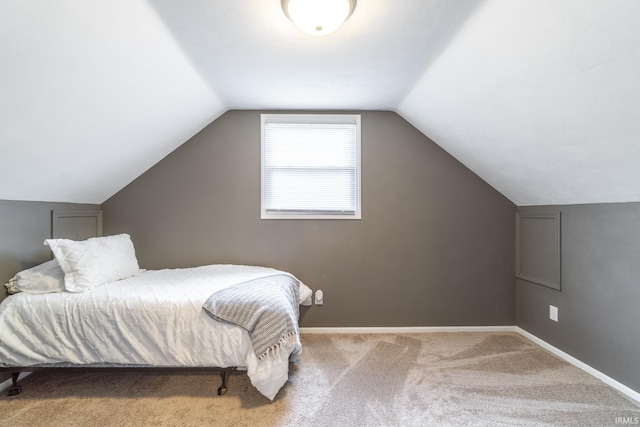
[549, 305, 558, 322]
[315, 290, 323, 305]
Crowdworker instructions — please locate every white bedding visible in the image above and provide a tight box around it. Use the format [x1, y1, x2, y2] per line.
[0, 264, 308, 400]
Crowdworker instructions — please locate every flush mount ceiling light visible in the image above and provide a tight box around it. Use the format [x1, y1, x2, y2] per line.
[282, 0, 357, 36]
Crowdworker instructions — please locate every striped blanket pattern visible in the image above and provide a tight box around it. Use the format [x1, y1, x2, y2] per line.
[202, 274, 300, 360]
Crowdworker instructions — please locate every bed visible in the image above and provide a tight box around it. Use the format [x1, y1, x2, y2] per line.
[0, 234, 312, 400]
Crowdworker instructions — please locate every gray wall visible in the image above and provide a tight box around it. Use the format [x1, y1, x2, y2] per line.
[516, 203, 640, 392]
[102, 110, 516, 327]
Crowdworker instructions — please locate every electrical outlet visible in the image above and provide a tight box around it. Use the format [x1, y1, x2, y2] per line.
[315, 290, 324, 305]
[549, 305, 558, 322]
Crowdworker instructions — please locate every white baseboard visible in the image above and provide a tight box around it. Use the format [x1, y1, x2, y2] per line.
[516, 327, 640, 404]
[299, 326, 517, 334]
[299, 325, 639, 404]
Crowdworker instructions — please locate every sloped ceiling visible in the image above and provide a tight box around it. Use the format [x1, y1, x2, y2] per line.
[1, 0, 639, 205]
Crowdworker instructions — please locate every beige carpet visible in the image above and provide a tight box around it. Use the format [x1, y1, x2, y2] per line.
[1, 333, 639, 426]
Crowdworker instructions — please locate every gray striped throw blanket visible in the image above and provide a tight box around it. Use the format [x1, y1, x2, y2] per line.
[202, 274, 300, 360]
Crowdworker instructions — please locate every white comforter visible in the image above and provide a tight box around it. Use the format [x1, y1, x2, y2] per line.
[0, 264, 306, 400]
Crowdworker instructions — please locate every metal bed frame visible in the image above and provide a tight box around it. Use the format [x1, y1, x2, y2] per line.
[1, 366, 240, 397]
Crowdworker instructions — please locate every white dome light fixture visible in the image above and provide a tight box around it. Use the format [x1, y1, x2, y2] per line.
[282, 0, 357, 36]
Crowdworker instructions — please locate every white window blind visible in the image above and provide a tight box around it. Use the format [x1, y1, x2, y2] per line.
[261, 114, 361, 219]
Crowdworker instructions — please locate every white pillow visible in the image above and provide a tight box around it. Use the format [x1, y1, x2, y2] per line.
[299, 281, 313, 306]
[3, 259, 66, 294]
[45, 233, 140, 292]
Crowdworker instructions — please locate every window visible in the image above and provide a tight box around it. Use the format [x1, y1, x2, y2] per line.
[261, 114, 361, 219]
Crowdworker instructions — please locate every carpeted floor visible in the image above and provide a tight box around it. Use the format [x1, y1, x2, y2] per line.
[1, 333, 639, 426]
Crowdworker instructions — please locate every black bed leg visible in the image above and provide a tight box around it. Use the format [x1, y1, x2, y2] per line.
[7, 372, 21, 397]
[217, 370, 228, 396]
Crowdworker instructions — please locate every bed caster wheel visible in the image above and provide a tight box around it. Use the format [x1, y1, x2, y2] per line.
[217, 386, 227, 396]
[7, 385, 21, 397]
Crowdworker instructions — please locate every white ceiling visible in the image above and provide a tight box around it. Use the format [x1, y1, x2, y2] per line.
[1, 0, 639, 205]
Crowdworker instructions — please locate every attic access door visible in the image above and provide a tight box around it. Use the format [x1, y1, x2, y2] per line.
[52, 209, 103, 240]
[515, 211, 561, 291]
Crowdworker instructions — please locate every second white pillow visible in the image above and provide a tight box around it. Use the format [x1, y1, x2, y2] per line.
[4, 259, 65, 294]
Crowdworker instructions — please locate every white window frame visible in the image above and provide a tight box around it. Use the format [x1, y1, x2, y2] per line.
[261, 113, 361, 220]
